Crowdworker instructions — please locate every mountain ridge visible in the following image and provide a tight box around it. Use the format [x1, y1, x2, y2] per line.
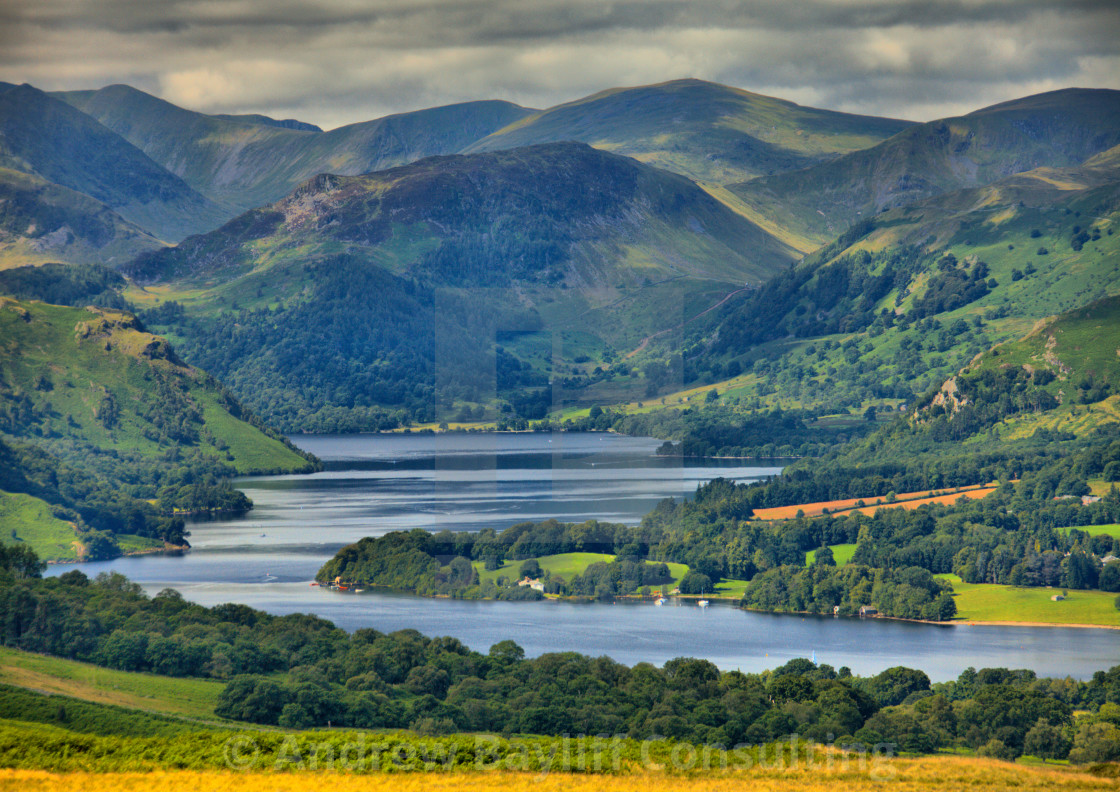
[0, 83, 226, 241]
[727, 87, 1120, 245]
[465, 78, 916, 186]
[57, 83, 536, 216]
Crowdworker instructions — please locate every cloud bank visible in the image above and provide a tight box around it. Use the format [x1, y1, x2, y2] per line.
[4, 0, 1119, 128]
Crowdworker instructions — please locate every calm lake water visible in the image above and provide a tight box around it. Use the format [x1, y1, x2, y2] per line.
[52, 432, 1120, 681]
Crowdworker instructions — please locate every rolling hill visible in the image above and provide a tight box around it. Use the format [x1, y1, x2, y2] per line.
[465, 79, 914, 188]
[57, 83, 535, 216]
[729, 88, 1120, 245]
[0, 295, 316, 560]
[0, 84, 226, 242]
[124, 142, 798, 430]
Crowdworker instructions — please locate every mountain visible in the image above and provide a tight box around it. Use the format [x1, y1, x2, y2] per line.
[0, 167, 165, 268]
[912, 294, 1120, 445]
[125, 142, 798, 430]
[728, 88, 1120, 245]
[0, 84, 226, 241]
[0, 295, 316, 560]
[465, 79, 914, 187]
[570, 142, 1120, 419]
[57, 84, 535, 216]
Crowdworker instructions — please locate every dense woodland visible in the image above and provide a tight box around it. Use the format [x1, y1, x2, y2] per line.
[320, 425, 1120, 616]
[0, 547, 1117, 762]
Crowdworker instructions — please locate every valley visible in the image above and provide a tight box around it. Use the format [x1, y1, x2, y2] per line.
[0, 72, 1119, 775]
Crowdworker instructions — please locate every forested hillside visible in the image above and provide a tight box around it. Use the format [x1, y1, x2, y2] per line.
[0, 294, 316, 560]
[127, 142, 796, 430]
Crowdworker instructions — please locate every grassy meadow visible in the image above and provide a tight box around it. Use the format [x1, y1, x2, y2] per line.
[1060, 524, 1120, 540]
[473, 552, 691, 594]
[0, 492, 80, 562]
[0, 647, 223, 719]
[937, 575, 1120, 627]
[805, 544, 859, 566]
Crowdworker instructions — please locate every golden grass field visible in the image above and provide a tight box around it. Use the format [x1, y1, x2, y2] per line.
[752, 485, 997, 520]
[1, 756, 1116, 792]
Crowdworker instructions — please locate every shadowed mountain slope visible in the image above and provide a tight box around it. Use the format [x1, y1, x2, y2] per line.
[728, 88, 1120, 245]
[125, 142, 798, 430]
[0, 84, 225, 242]
[58, 84, 535, 216]
[0, 168, 164, 268]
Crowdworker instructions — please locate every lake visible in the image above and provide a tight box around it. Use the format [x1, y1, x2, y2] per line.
[51, 432, 1120, 681]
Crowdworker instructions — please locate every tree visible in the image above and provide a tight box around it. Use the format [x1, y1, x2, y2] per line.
[488, 640, 525, 663]
[678, 572, 712, 595]
[814, 546, 836, 567]
[1023, 718, 1071, 762]
[1099, 562, 1120, 593]
[518, 559, 542, 579]
[1068, 721, 1120, 763]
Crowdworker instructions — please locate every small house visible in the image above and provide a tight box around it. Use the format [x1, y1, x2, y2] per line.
[1051, 594, 1065, 602]
[859, 606, 878, 617]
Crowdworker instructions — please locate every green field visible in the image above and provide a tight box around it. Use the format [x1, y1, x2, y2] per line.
[805, 543, 858, 566]
[1059, 524, 1120, 540]
[0, 491, 79, 561]
[0, 646, 224, 719]
[711, 578, 752, 598]
[473, 552, 690, 594]
[937, 574, 1120, 627]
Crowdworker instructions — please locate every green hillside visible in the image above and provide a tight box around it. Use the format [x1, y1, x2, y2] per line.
[58, 83, 535, 216]
[605, 146, 1120, 423]
[0, 167, 164, 268]
[913, 295, 1120, 444]
[729, 88, 1120, 244]
[0, 297, 308, 470]
[466, 78, 913, 186]
[0, 296, 316, 559]
[0, 84, 225, 241]
[0, 491, 82, 561]
[125, 142, 797, 431]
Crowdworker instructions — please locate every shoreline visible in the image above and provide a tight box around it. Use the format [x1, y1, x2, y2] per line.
[952, 618, 1120, 631]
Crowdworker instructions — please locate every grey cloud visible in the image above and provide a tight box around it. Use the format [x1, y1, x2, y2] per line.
[2, 0, 1118, 127]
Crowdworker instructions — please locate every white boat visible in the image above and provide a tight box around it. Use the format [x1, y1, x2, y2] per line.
[654, 597, 666, 606]
[697, 599, 709, 608]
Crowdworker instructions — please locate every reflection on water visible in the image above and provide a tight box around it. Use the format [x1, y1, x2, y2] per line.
[50, 432, 1120, 680]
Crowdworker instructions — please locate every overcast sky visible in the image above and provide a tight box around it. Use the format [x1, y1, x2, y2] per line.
[3, 0, 1119, 129]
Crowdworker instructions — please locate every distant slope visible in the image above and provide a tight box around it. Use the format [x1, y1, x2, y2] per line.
[915, 295, 1120, 444]
[125, 142, 798, 430]
[601, 145, 1120, 421]
[730, 88, 1120, 244]
[130, 142, 794, 288]
[0, 167, 165, 268]
[0, 296, 316, 559]
[0, 297, 311, 472]
[0, 84, 225, 241]
[58, 84, 535, 215]
[465, 79, 914, 186]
